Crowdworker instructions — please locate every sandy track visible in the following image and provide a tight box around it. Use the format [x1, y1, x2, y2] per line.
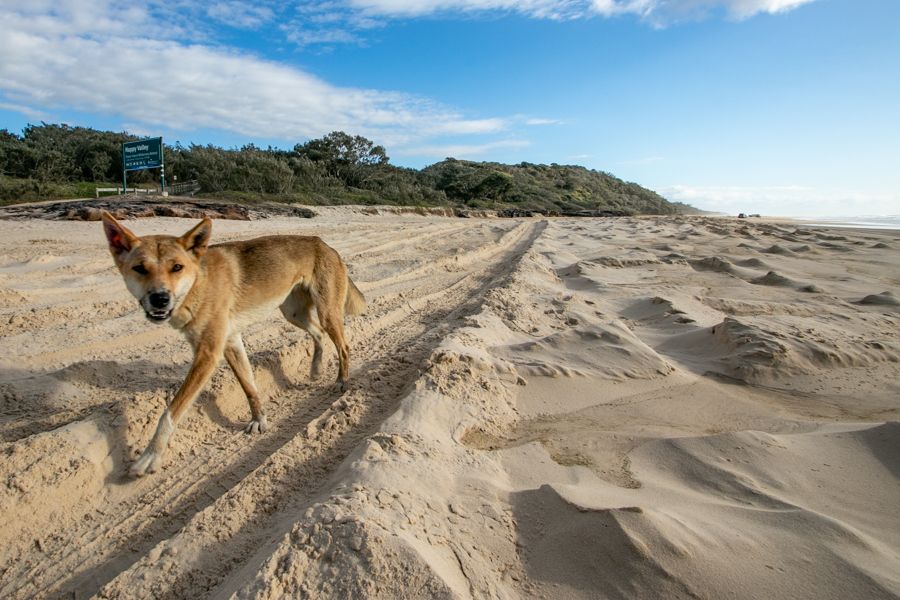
[0, 213, 540, 599]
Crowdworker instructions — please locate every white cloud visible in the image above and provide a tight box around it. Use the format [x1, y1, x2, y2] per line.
[282, 26, 366, 48]
[429, 118, 509, 135]
[593, 0, 820, 24]
[524, 117, 562, 125]
[0, 102, 51, 121]
[348, 0, 588, 19]
[395, 139, 530, 158]
[206, 1, 275, 28]
[660, 184, 900, 218]
[590, 0, 653, 17]
[729, 0, 816, 18]
[345, 0, 817, 22]
[279, 0, 819, 49]
[0, 1, 510, 147]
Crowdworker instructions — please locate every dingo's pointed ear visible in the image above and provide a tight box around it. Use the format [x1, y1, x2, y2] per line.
[179, 218, 212, 257]
[101, 211, 138, 258]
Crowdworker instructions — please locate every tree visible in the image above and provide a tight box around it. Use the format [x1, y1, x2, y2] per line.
[0, 129, 27, 177]
[473, 171, 513, 201]
[294, 131, 388, 187]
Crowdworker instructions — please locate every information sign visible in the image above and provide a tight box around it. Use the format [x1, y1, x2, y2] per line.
[123, 137, 163, 171]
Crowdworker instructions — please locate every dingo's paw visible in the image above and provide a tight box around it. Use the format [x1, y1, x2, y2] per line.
[130, 448, 163, 477]
[245, 416, 268, 434]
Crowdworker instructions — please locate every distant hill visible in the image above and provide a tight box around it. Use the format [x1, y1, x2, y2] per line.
[0, 124, 693, 215]
[669, 201, 716, 215]
[420, 159, 677, 215]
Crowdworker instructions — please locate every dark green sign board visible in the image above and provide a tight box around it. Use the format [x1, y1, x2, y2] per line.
[123, 137, 163, 171]
[121, 137, 165, 193]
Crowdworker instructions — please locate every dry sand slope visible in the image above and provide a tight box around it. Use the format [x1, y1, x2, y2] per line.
[0, 210, 898, 599]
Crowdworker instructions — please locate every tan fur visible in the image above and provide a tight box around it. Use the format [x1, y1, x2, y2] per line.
[100, 212, 366, 477]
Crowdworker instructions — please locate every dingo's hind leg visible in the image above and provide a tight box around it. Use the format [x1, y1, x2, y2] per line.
[320, 314, 349, 391]
[280, 286, 326, 380]
[313, 274, 350, 392]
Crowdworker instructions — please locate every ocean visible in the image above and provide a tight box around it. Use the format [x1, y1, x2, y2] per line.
[796, 216, 900, 231]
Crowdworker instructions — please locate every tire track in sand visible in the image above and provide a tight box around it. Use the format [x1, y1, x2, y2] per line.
[1, 220, 544, 600]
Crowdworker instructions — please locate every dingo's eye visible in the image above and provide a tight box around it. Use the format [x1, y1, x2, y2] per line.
[172, 264, 183, 273]
[132, 265, 148, 275]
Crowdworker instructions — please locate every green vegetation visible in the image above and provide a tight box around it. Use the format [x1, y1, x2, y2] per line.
[0, 123, 684, 214]
[419, 159, 674, 214]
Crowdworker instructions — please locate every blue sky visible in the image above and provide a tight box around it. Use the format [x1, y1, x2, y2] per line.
[0, 0, 898, 216]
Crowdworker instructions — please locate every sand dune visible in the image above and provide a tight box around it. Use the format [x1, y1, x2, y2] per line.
[0, 211, 897, 599]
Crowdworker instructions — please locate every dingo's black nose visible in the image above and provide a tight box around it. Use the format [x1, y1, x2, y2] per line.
[149, 291, 171, 308]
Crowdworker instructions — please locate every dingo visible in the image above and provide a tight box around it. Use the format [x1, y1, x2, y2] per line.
[101, 212, 366, 477]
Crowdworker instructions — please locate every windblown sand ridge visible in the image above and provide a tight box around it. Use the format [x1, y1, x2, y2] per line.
[0, 211, 897, 599]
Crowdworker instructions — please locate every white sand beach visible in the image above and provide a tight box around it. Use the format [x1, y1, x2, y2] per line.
[0, 210, 898, 599]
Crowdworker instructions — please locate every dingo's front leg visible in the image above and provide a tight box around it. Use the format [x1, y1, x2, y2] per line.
[130, 334, 225, 477]
[224, 333, 268, 434]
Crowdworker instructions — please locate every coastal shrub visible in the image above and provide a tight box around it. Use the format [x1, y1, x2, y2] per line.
[0, 123, 682, 214]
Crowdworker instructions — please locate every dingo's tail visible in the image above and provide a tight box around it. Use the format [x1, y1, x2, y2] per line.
[345, 277, 367, 316]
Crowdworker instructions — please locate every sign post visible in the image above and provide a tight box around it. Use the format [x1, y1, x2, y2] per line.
[122, 137, 165, 195]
